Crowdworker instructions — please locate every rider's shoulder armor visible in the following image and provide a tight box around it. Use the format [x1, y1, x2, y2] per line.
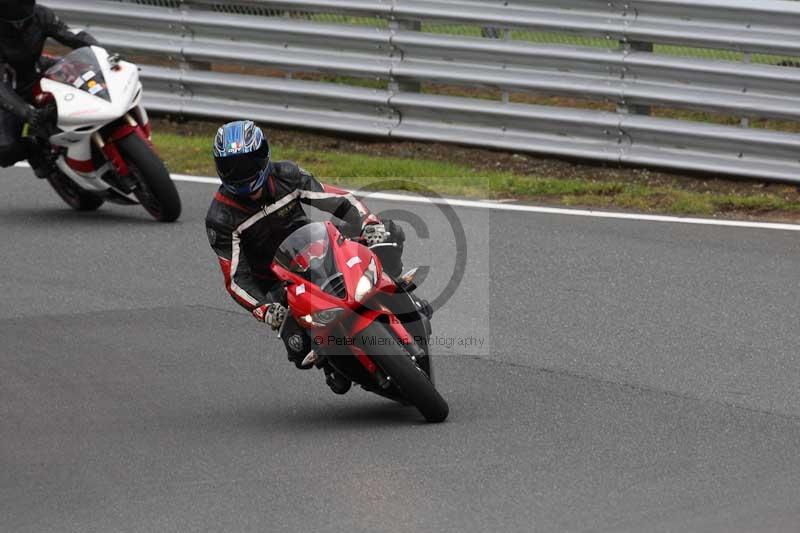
[271, 160, 311, 184]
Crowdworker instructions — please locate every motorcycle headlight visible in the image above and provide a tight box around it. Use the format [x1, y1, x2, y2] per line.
[301, 307, 345, 327]
[354, 259, 378, 302]
[355, 274, 374, 303]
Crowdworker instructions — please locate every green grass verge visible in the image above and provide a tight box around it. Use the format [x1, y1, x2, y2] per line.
[154, 130, 800, 219]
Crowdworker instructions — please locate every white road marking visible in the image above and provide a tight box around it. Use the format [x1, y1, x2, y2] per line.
[169, 173, 800, 233]
[15, 162, 800, 232]
[172, 174, 221, 185]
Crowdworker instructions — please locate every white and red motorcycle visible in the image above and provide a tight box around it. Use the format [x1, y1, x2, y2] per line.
[32, 45, 181, 222]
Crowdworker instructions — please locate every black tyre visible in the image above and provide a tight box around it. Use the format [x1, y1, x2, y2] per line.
[358, 322, 449, 423]
[117, 134, 181, 222]
[46, 171, 104, 211]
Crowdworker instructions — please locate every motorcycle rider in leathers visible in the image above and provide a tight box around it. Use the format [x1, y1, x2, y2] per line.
[0, 0, 99, 175]
[205, 120, 429, 394]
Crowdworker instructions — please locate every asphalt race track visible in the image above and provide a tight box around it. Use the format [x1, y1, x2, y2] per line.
[2, 166, 800, 532]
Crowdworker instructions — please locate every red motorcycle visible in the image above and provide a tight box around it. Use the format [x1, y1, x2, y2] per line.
[272, 221, 448, 423]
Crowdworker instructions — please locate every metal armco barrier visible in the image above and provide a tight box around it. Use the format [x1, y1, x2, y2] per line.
[43, 0, 800, 183]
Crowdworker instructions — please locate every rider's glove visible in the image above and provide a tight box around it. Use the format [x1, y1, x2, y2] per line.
[27, 106, 55, 137]
[253, 302, 287, 331]
[38, 55, 59, 72]
[361, 222, 388, 246]
[75, 31, 100, 47]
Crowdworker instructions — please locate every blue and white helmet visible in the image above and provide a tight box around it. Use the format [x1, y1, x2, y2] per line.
[212, 120, 271, 195]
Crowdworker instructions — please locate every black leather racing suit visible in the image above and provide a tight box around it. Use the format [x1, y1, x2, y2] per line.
[205, 161, 398, 363]
[0, 5, 97, 167]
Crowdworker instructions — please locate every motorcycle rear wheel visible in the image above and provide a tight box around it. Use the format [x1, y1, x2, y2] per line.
[46, 171, 105, 211]
[358, 322, 449, 423]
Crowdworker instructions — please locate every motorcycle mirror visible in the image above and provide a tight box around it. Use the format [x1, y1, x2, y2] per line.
[107, 53, 121, 69]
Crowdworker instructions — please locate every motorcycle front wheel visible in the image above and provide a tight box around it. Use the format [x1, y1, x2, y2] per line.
[358, 321, 449, 423]
[117, 134, 181, 222]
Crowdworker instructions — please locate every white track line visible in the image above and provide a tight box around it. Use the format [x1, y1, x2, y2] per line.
[169, 173, 800, 233]
[172, 174, 220, 185]
[15, 162, 800, 232]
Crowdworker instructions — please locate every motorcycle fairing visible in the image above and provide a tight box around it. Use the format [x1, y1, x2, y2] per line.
[37, 46, 144, 192]
[274, 222, 385, 321]
[273, 222, 431, 378]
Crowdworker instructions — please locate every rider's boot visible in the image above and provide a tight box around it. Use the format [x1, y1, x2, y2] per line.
[412, 294, 433, 321]
[285, 331, 315, 369]
[324, 364, 351, 395]
[25, 138, 56, 179]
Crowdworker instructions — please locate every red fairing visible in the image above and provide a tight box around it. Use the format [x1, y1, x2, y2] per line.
[377, 272, 398, 293]
[273, 263, 346, 330]
[270, 221, 406, 376]
[347, 306, 391, 339]
[66, 157, 95, 173]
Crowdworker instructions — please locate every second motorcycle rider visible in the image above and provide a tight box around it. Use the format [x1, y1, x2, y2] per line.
[0, 0, 98, 176]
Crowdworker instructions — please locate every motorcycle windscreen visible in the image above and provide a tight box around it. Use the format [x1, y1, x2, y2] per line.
[274, 222, 341, 294]
[43, 47, 110, 102]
